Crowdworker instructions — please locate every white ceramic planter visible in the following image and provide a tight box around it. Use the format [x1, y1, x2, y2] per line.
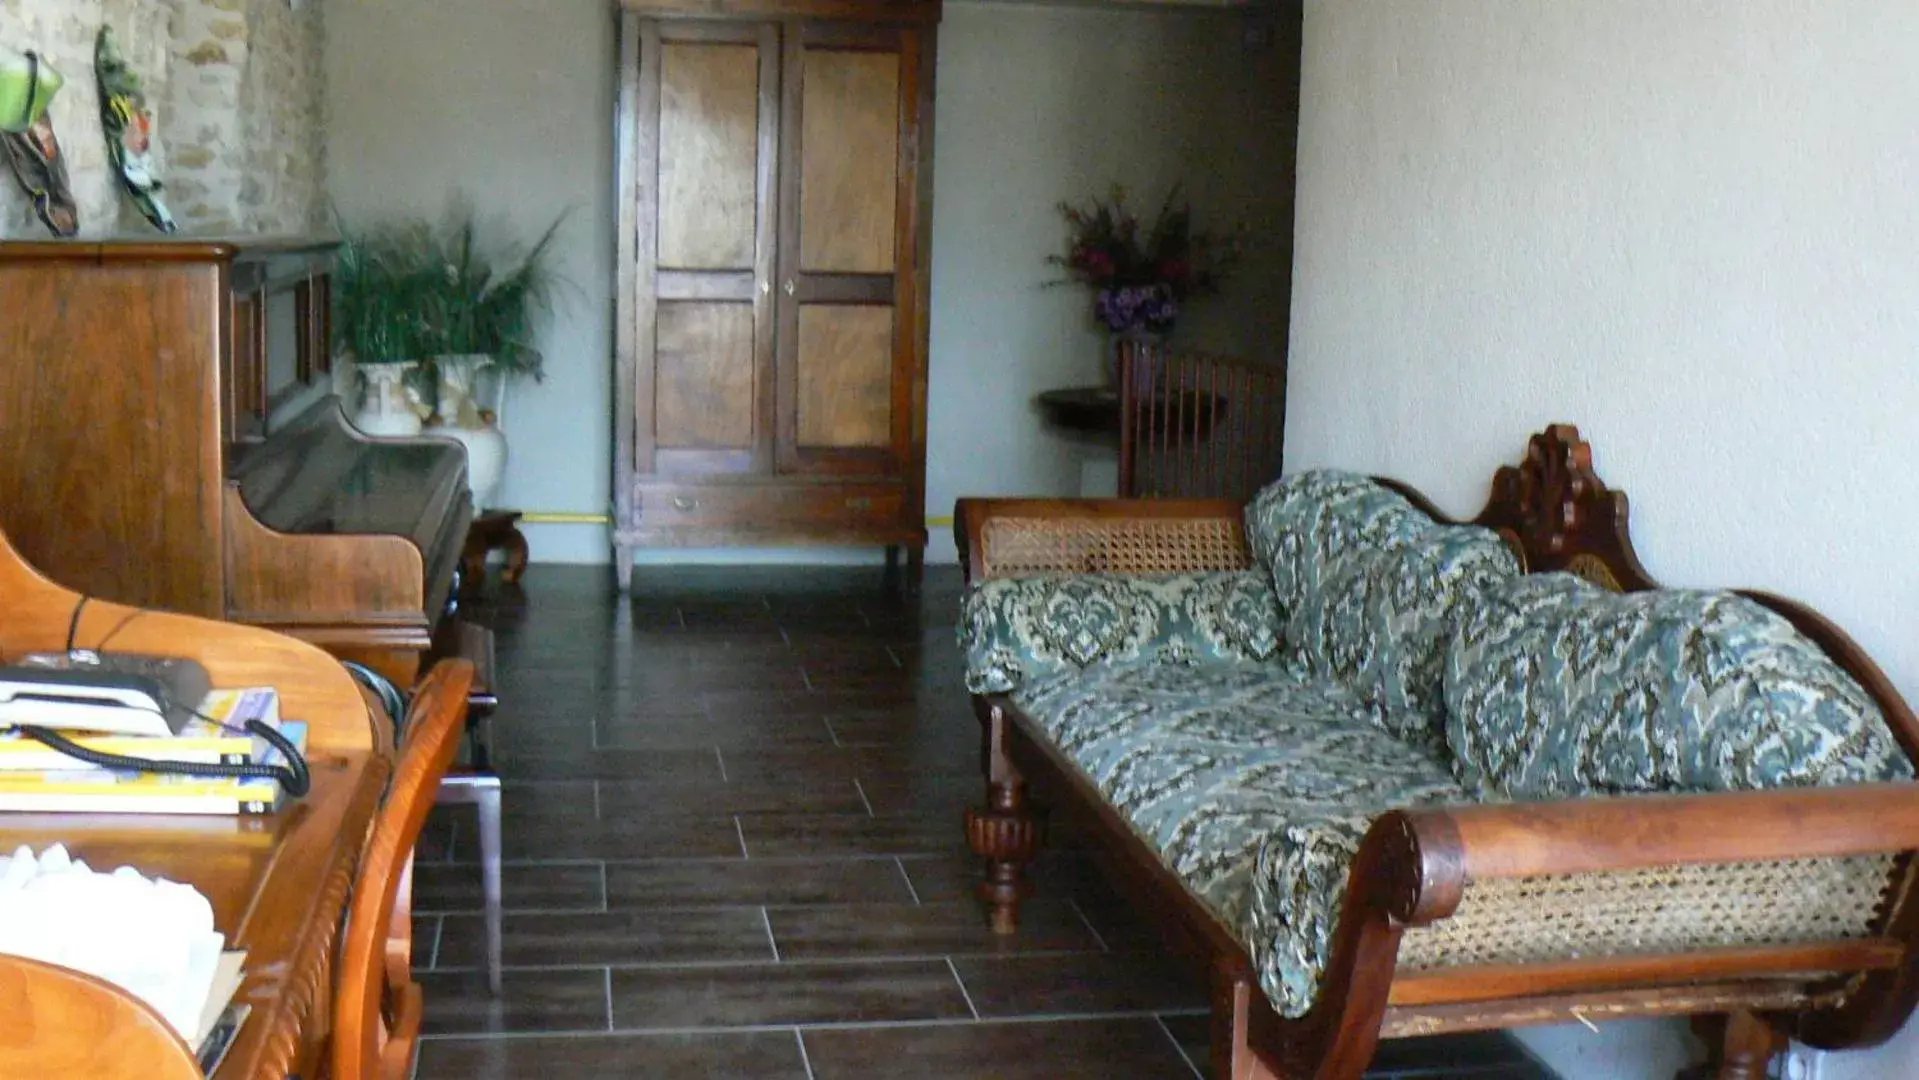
[435, 354, 508, 508]
[438, 423, 508, 508]
[352, 362, 423, 438]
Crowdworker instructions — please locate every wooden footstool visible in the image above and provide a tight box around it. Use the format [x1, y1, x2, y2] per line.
[461, 510, 529, 593]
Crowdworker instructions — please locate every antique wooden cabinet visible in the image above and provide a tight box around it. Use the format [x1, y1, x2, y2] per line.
[0, 239, 474, 688]
[612, 0, 939, 590]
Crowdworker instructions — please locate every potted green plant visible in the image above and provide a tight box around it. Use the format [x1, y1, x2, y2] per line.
[333, 220, 439, 437]
[333, 208, 563, 507]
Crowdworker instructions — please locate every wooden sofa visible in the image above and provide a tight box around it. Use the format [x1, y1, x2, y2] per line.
[954, 425, 1919, 1080]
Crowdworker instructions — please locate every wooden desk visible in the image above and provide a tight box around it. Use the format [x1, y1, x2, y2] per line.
[0, 530, 391, 1079]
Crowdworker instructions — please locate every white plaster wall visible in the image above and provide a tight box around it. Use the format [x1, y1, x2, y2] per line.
[923, 0, 1296, 561]
[1289, 1, 1919, 1075]
[324, 0, 619, 564]
[323, 0, 1294, 565]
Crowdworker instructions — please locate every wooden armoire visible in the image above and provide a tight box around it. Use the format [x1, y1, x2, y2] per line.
[612, 0, 938, 591]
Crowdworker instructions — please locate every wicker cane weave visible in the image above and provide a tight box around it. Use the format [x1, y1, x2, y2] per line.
[1398, 854, 1901, 972]
[978, 516, 1252, 579]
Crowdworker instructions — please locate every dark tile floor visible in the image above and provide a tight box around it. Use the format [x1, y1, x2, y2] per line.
[412, 565, 1555, 1079]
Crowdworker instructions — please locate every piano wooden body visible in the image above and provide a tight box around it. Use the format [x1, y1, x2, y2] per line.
[0, 238, 474, 688]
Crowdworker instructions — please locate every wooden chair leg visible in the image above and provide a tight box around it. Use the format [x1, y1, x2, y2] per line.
[1679, 1012, 1786, 1080]
[965, 705, 1043, 934]
[437, 772, 504, 995]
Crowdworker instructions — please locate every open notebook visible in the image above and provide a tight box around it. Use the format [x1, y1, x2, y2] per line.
[0, 844, 247, 1058]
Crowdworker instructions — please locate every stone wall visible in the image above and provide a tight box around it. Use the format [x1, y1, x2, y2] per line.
[0, 0, 324, 238]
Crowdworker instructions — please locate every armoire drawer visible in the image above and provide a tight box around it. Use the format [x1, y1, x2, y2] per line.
[636, 483, 906, 530]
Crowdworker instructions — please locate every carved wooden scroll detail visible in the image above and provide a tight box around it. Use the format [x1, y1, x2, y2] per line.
[1474, 424, 1659, 592]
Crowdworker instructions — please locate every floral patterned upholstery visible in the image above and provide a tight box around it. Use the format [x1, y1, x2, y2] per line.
[1243, 470, 1431, 620]
[1246, 812, 1382, 1017]
[1287, 526, 1519, 748]
[959, 571, 1285, 695]
[1444, 573, 1915, 797]
[1012, 662, 1464, 982]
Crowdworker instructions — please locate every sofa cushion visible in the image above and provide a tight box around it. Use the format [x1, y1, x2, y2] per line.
[1012, 662, 1464, 969]
[1287, 525, 1520, 746]
[960, 571, 1286, 695]
[1445, 573, 1915, 797]
[1243, 470, 1431, 621]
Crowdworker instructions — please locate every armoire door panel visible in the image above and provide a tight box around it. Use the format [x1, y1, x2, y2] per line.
[618, 8, 934, 568]
[658, 42, 761, 271]
[796, 304, 894, 449]
[798, 49, 900, 274]
[657, 270, 757, 301]
[630, 18, 781, 480]
[655, 301, 755, 450]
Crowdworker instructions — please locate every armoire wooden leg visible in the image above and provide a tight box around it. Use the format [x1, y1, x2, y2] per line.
[614, 545, 634, 594]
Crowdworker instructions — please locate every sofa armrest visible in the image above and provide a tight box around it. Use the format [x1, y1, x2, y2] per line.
[1376, 784, 1919, 925]
[954, 498, 1251, 584]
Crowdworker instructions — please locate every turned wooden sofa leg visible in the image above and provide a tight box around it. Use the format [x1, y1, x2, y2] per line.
[1680, 1012, 1785, 1080]
[966, 703, 1043, 934]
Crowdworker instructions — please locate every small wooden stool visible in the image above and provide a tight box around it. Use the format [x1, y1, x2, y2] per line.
[461, 510, 529, 593]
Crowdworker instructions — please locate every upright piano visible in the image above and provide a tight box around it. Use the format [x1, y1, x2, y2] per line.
[0, 238, 475, 688]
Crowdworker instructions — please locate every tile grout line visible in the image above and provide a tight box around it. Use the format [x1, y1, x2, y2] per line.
[853, 777, 876, 818]
[592, 779, 603, 819]
[945, 956, 981, 1021]
[428, 915, 445, 970]
[893, 857, 923, 905]
[714, 745, 730, 783]
[762, 905, 782, 962]
[1067, 898, 1113, 953]
[416, 1008, 1210, 1042]
[604, 966, 615, 1032]
[824, 717, 843, 747]
[794, 1028, 818, 1080]
[734, 815, 751, 858]
[1155, 1012, 1206, 1080]
[421, 946, 1150, 976]
[598, 860, 610, 913]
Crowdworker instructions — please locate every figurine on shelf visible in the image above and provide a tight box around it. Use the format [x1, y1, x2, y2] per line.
[95, 28, 175, 234]
[0, 46, 78, 237]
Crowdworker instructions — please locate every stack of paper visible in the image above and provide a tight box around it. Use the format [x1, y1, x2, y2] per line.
[0, 844, 245, 1048]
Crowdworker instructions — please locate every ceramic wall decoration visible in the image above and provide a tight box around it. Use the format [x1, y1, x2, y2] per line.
[95, 28, 175, 234]
[0, 47, 77, 237]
